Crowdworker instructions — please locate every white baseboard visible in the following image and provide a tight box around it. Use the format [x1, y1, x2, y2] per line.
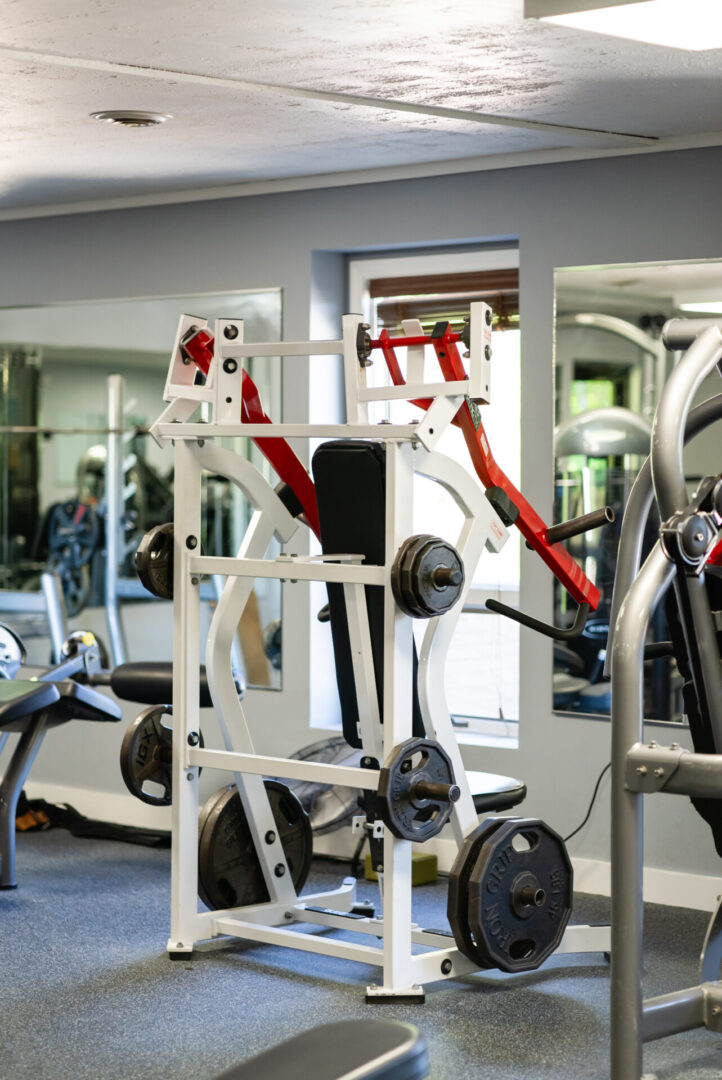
[24, 784, 721, 912]
[572, 856, 722, 913]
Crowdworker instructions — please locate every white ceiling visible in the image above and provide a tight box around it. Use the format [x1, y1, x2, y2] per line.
[2, 0, 722, 218]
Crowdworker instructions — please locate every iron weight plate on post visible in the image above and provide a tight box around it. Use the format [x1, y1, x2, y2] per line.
[467, 817, 573, 972]
[377, 737, 460, 842]
[390, 534, 465, 618]
[447, 817, 509, 966]
[198, 780, 313, 910]
[119, 704, 197, 806]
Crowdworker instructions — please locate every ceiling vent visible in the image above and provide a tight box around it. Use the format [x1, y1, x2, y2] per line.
[90, 110, 172, 128]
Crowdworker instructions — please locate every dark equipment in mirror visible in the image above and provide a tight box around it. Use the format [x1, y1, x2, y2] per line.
[553, 259, 722, 721]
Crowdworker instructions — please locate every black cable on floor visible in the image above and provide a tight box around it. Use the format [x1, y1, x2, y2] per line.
[564, 761, 611, 843]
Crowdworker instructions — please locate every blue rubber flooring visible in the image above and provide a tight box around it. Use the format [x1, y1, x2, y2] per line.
[1, 829, 720, 1080]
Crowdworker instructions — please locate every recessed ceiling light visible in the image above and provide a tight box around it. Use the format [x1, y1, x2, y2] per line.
[90, 110, 172, 128]
[524, 0, 722, 51]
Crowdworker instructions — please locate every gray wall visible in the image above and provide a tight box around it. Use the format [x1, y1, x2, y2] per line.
[3, 146, 722, 876]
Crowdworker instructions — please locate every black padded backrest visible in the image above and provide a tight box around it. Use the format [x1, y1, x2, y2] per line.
[312, 441, 424, 749]
[213, 1020, 429, 1080]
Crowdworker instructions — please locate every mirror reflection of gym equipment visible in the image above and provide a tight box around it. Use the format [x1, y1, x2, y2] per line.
[0, 292, 283, 686]
[553, 259, 722, 723]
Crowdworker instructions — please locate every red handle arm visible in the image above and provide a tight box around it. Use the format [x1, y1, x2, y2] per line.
[377, 325, 600, 609]
[179, 329, 320, 539]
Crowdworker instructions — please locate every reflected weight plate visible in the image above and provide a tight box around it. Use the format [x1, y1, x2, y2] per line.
[198, 780, 313, 910]
[135, 522, 174, 600]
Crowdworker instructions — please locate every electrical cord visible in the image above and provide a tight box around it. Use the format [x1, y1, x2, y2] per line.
[563, 761, 611, 843]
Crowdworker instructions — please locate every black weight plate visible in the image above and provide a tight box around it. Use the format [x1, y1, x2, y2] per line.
[407, 537, 464, 617]
[391, 534, 464, 619]
[377, 737, 456, 842]
[198, 779, 313, 911]
[47, 500, 99, 565]
[447, 816, 508, 966]
[467, 817, 573, 973]
[119, 705, 175, 805]
[135, 522, 174, 600]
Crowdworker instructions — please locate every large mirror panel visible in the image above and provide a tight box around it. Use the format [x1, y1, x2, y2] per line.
[553, 259, 722, 721]
[0, 290, 283, 687]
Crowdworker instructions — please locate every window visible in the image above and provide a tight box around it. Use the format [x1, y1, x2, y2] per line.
[348, 247, 521, 745]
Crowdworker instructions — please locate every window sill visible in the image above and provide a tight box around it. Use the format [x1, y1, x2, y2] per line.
[453, 716, 519, 750]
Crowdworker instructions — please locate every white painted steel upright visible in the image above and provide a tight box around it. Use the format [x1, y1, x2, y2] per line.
[149, 304, 610, 998]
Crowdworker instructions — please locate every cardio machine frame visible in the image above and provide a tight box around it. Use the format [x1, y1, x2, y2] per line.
[149, 303, 608, 998]
[608, 318, 722, 1079]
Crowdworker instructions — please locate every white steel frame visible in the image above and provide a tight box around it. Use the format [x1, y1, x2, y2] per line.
[150, 306, 609, 997]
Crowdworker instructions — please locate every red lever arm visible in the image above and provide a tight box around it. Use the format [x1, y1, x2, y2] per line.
[179, 329, 320, 539]
[374, 325, 600, 609]
[710, 539, 722, 567]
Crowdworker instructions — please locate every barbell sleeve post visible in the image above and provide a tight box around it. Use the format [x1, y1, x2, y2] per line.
[410, 780, 461, 803]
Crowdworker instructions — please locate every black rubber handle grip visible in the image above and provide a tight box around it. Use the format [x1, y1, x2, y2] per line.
[545, 506, 615, 545]
[484, 599, 591, 642]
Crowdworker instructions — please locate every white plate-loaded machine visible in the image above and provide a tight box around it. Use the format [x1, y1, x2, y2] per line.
[145, 304, 610, 1000]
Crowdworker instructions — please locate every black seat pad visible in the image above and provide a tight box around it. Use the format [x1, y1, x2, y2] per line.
[312, 441, 425, 749]
[467, 771, 526, 814]
[0, 680, 61, 731]
[110, 662, 213, 707]
[212, 1020, 429, 1080]
[48, 680, 122, 724]
[0, 679, 120, 731]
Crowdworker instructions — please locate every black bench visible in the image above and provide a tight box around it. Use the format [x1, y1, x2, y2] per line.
[312, 440, 526, 815]
[0, 678, 121, 889]
[212, 1019, 429, 1080]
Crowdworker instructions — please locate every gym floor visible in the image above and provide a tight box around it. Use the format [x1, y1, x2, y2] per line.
[2, 829, 720, 1080]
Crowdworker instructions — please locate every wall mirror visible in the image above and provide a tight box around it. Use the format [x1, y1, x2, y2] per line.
[0, 289, 283, 688]
[553, 259, 722, 721]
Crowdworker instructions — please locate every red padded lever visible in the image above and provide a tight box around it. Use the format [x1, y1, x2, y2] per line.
[373, 324, 600, 610]
[179, 328, 320, 539]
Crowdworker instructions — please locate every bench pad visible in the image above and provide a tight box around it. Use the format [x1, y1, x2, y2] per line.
[0, 680, 60, 731]
[213, 1020, 429, 1080]
[110, 662, 214, 707]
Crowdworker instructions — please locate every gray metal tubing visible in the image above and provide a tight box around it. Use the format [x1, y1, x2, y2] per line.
[0, 716, 48, 888]
[641, 986, 706, 1042]
[605, 393, 722, 677]
[700, 896, 722, 983]
[611, 542, 675, 1080]
[651, 325, 722, 523]
[663, 317, 722, 351]
[662, 753, 722, 799]
[40, 571, 69, 663]
[105, 375, 127, 666]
